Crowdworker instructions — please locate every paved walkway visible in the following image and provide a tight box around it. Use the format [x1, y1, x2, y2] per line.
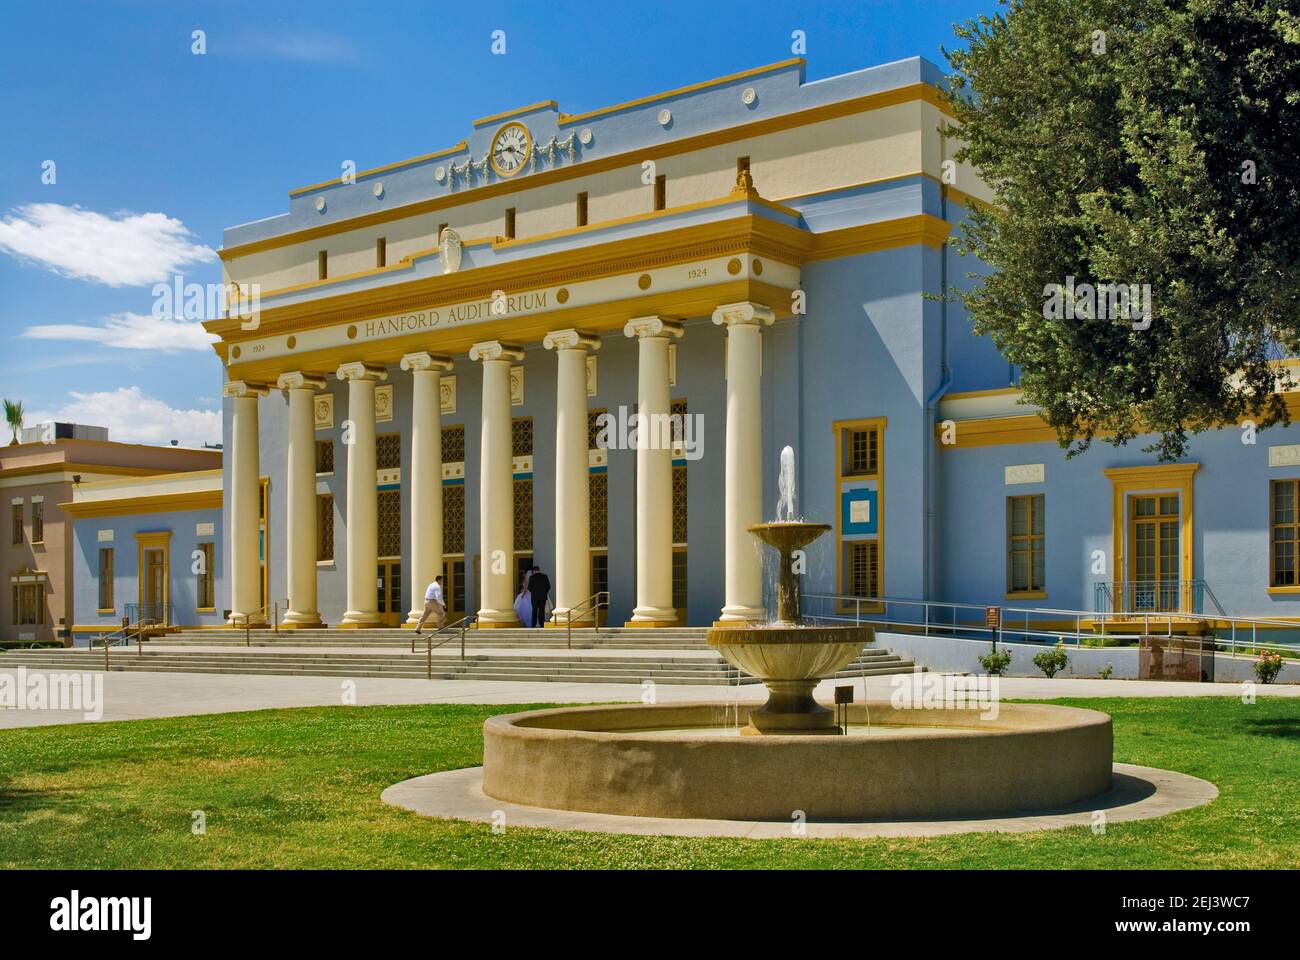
[0, 667, 1294, 730]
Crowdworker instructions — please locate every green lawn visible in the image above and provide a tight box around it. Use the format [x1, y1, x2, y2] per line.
[1, 697, 1297, 869]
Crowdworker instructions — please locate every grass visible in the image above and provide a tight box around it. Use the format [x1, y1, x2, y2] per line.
[1, 697, 1297, 869]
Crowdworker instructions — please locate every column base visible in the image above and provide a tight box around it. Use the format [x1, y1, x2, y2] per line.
[546, 609, 595, 627]
[337, 611, 382, 628]
[717, 604, 767, 623]
[280, 611, 323, 628]
[226, 613, 267, 627]
[475, 609, 522, 628]
[279, 618, 325, 629]
[624, 606, 679, 628]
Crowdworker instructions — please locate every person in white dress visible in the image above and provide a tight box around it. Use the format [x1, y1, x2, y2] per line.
[513, 570, 533, 626]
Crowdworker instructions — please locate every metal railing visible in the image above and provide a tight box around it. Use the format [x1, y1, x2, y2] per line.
[558, 591, 610, 650]
[422, 614, 476, 678]
[229, 599, 287, 646]
[1092, 579, 1225, 616]
[802, 591, 1300, 661]
[123, 601, 172, 628]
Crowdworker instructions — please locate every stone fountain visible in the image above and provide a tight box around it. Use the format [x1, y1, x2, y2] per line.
[386, 445, 1130, 827]
[707, 447, 872, 734]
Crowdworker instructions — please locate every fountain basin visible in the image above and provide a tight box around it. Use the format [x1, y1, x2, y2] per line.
[481, 701, 1113, 821]
[707, 624, 872, 734]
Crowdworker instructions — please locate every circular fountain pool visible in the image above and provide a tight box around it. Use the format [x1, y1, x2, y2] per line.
[480, 700, 1114, 821]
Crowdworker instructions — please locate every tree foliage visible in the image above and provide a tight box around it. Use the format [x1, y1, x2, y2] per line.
[945, 0, 1300, 459]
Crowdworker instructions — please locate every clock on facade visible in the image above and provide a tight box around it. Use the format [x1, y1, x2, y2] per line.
[489, 122, 532, 177]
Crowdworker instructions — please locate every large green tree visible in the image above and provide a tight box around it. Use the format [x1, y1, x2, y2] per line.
[945, 0, 1300, 459]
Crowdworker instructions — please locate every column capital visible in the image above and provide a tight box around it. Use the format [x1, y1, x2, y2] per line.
[468, 340, 525, 363]
[222, 380, 270, 398]
[400, 351, 454, 373]
[543, 329, 602, 352]
[276, 371, 328, 392]
[712, 301, 776, 327]
[335, 361, 389, 382]
[623, 316, 684, 340]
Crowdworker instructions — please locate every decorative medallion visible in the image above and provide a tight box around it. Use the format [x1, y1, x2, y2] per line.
[440, 375, 457, 414]
[510, 365, 524, 406]
[637, 273, 652, 290]
[727, 257, 742, 275]
[374, 383, 393, 423]
[314, 393, 334, 430]
[556, 287, 569, 304]
[586, 354, 598, 397]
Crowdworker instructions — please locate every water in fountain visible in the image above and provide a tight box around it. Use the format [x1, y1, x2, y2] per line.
[776, 444, 797, 522]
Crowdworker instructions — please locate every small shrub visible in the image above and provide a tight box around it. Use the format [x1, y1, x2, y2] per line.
[1255, 651, 1284, 685]
[1033, 641, 1070, 678]
[1098, 663, 1113, 680]
[978, 647, 1013, 676]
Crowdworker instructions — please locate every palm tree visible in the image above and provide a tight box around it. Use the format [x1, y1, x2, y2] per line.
[3, 399, 24, 445]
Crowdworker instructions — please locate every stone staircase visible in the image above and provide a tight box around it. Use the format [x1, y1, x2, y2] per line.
[158, 625, 714, 649]
[0, 639, 922, 686]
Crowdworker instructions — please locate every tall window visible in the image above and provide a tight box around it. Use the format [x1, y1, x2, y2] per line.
[376, 236, 387, 268]
[378, 490, 401, 557]
[315, 439, 334, 475]
[317, 494, 334, 562]
[30, 501, 43, 543]
[504, 207, 516, 239]
[576, 191, 588, 227]
[653, 174, 666, 211]
[98, 548, 114, 611]
[443, 485, 465, 554]
[197, 542, 214, 609]
[317, 250, 328, 280]
[512, 417, 533, 553]
[11, 502, 22, 545]
[442, 424, 465, 464]
[835, 418, 885, 607]
[843, 427, 879, 477]
[1271, 480, 1300, 586]
[1007, 494, 1046, 594]
[845, 541, 879, 598]
[12, 583, 45, 625]
[377, 433, 401, 471]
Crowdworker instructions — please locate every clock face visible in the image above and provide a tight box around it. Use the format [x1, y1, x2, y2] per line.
[490, 122, 532, 177]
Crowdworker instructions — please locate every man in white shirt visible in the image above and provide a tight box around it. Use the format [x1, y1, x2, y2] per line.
[414, 575, 446, 633]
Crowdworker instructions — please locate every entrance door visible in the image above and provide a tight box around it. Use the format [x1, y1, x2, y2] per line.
[376, 560, 403, 627]
[1129, 494, 1180, 612]
[143, 548, 167, 623]
[442, 559, 466, 622]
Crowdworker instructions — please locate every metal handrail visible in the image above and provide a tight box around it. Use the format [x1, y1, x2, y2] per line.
[1092, 579, 1222, 616]
[558, 591, 610, 650]
[423, 615, 476, 678]
[230, 599, 284, 646]
[802, 591, 1300, 660]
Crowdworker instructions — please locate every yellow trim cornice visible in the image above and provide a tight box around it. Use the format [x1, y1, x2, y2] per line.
[58, 489, 223, 519]
[0, 461, 171, 480]
[288, 142, 468, 198]
[223, 82, 953, 262]
[806, 214, 951, 260]
[557, 59, 805, 125]
[475, 101, 558, 128]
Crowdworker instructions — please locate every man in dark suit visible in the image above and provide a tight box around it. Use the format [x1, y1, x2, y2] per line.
[527, 565, 551, 628]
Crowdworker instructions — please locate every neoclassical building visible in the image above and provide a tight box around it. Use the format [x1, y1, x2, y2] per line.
[204, 55, 986, 629]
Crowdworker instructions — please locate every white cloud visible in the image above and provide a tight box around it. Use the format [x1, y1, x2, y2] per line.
[0, 203, 216, 287]
[24, 387, 221, 448]
[21, 312, 218, 352]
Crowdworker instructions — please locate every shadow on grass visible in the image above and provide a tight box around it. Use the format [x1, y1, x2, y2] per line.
[1243, 717, 1300, 740]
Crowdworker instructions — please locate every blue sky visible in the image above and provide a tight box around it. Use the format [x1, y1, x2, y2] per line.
[0, 0, 992, 447]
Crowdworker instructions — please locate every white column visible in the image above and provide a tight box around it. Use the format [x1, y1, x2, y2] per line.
[222, 379, 269, 625]
[277, 371, 327, 627]
[623, 317, 683, 626]
[543, 329, 601, 625]
[336, 361, 388, 628]
[469, 341, 525, 627]
[713, 302, 774, 623]
[400, 351, 453, 625]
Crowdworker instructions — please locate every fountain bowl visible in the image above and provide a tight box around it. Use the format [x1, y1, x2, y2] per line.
[480, 700, 1114, 820]
[707, 622, 873, 734]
